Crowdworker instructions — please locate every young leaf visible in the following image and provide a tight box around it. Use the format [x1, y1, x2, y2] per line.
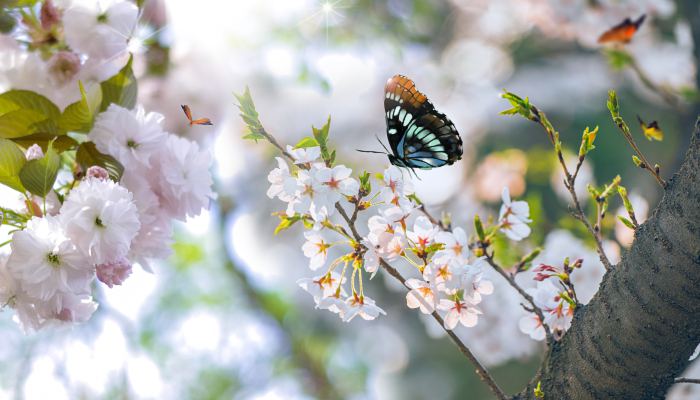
[13, 133, 78, 153]
[0, 90, 62, 136]
[59, 81, 103, 133]
[100, 55, 137, 111]
[0, 137, 26, 192]
[19, 140, 60, 196]
[312, 116, 332, 164]
[294, 136, 319, 149]
[0, 90, 61, 120]
[76, 142, 124, 181]
[234, 87, 266, 141]
[617, 215, 636, 230]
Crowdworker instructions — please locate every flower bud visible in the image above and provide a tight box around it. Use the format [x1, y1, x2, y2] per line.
[25, 144, 44, 161]
[86, 165, 110, 181]
[96, 257, 133, 288]
[47, 51, 81, 86]
[40, 0, 62, 30]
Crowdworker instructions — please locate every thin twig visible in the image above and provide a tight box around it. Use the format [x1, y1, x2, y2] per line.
[378, 259, 508, 400]
[533, 109, 613, 270]
[627, 56, 681, 109]
[484, 255, 553, 345]
[611, 117, 668, 188]
[675, 377, 700, 384]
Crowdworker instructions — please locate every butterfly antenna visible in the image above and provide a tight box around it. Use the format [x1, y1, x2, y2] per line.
[375, 135, 391, 154]
[356, 149, 386, 154]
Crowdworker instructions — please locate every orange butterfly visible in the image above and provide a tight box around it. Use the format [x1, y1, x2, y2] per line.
[181, 104, 213, 126]
[598, 14, 646, 44]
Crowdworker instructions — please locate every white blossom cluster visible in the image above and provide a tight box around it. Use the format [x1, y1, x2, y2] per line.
[268, 149, 537, 331]
[4, 0, 139, 107]
[0, 104, 214, 331]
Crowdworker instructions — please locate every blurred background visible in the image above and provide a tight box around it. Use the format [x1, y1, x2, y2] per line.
[1, 0, 700, 399]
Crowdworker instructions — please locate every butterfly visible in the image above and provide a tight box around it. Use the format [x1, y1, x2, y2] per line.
[637, 115, 664, 141]
[181, 104, 213, 126]
[598, 14, 646, 44]
[360, 74, 462, 170]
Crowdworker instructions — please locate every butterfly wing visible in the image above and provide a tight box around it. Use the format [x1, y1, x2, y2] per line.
[383, 75, 462, 169]
[181, 104, 193, 122]
[191, 118, 213, 126]
[598, 14, 645, 44]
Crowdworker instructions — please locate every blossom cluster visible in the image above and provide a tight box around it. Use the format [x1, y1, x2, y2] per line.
[6, 0, 139, 108]
[267, 148, 538, 331]
[0, 103, 214, 331]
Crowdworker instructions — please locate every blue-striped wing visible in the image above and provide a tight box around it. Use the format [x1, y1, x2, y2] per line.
[384, 75, 462, 169]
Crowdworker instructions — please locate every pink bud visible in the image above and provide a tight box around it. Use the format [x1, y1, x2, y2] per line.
[96, 258, 132, 288]
[535, 264, 556, 273]
[86, 166, 110, 181]
[56, 308, 74, 322]
[47, 51, 81, 86]
[40, 0, 62, 30]
[534, 273, 548, 282]
[25, 144, 44, 161]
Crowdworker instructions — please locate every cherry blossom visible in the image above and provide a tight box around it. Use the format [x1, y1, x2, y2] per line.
[438, 298, 482, 330]
[343, 295, 386, 322]
[499, 186, 532, 241]
[60, 177, 140, 264]
[405, 278, 437, 314]
[301, 231, 332, 270]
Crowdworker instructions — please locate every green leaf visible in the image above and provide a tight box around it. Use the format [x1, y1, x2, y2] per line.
[0, 90, 60, 119]
[76, 142, 124, 181]
[0, 108, 47, 138]
[0, 137, 26, 192]
[617, 215, 636, 230]
[19, 140, 60, 197]
[0, 90, 62, 136]
[274, 214, 301, 235]
[294, 136, 319, 149]
[100, 55, 137, 111]
[604, 49, 633, 71]
[13, 133, 78, 153]
[312, 116, 332, 164]
[59, 81, 103, 133]
[235, 87, 267, 143]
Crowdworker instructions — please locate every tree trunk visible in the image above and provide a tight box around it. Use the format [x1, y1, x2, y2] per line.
[517, 120, 700, 399]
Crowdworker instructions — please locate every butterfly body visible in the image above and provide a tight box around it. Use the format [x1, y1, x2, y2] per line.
[598, 14, 646, 44]
[383, 75, 462, 169]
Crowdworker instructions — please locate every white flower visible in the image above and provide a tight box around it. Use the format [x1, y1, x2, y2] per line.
[380, 165, 414, 212]
[530, 279, 574, 334]
[287, 145, 321, 165]
[438, 298, 482, 330]
[286, 168, 333, 222]
[89, 104, 167, 168]
[499, 186, 532, 241]
[435, 227, 469, 262]
[361, 243, 380, 277]
[155, 134, 215, 220]
[6, 216, 93, 302]
[405, 278, 437, 314]
[343, 295, 386, 322]
[267, 157, 296, 202]
[519, 314, 546, 341]
[407, 216, 437, 249]
[301, 231, 331, 270]
[315, 164, 359, 199]
[297, 272, 344, 304]
[128, 215, 173, 271]
[318, 295, 348, 315]
[39, 292, 98, 324]
[63, 0, 138, 60]
[60, 177, 140, 264]
[0, 255, 42, 331]
[460, 258, 494, 303]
